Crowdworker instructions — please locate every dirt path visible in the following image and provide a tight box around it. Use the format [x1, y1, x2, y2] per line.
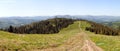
[80, 32, 103, 51]
[39, 32, 84, 51]
[37, 32, 103, 51]
[81, 40, 103, 51]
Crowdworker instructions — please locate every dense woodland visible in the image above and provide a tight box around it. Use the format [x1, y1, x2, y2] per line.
[85, 20, 120, 36]
[5, 18, 75, 34]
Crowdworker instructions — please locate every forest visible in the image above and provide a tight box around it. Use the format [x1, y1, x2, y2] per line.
[85, 20, 120, 36]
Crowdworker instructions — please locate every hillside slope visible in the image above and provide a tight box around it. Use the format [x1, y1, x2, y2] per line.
[0, 21, 82, 51]
[0, 21, 120, 51]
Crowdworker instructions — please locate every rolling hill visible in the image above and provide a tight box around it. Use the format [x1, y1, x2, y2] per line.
[0, 19, 120, 51]
[0, 15, 120, 29]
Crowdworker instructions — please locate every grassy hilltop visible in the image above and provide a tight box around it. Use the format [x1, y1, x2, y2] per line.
[0, 20, 120, 51]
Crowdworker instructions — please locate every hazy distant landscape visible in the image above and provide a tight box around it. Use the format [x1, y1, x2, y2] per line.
[0, 15, 120, 29]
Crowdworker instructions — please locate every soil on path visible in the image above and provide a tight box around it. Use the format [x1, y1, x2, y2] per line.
[36, 32, 103, 51]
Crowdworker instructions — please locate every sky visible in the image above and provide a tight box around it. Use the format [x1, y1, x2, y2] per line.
[0, 0, 120, 17]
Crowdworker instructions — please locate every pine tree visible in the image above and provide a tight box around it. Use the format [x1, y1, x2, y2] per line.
[8, 25, 13, 32]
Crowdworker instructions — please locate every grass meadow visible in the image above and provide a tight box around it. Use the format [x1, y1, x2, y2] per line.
[0, 21, 120, 51]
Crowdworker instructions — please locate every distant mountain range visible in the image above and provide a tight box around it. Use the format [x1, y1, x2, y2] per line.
[0, 16, 54, 28]
[0, 15, 120, 28]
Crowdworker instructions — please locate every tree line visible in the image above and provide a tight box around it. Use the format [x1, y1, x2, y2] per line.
[85, 20, 120, 36]
[5, 18, 75, 34]
[2, 18, 120, 35]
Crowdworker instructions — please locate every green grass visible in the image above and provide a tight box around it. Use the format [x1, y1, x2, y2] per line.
[86, 31, 120, 51]
[0, 21, 90, 51]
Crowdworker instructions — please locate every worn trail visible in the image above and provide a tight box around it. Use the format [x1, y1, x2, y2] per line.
[37, 32, 103, 51]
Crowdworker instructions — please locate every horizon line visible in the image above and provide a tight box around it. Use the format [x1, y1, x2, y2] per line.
[0, 15, 120, 17]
